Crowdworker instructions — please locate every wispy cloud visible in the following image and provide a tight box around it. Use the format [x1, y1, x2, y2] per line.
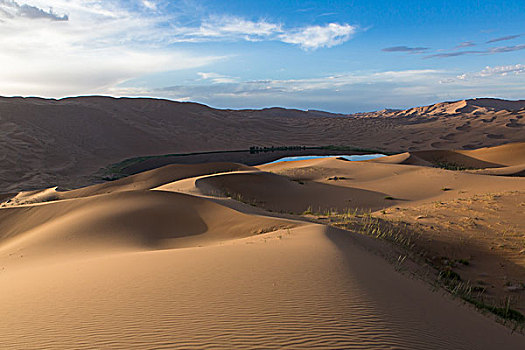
[490, 44, 525, 53]
[457, 64, 525, 80]
[141, 1, 158, 11]
[425, 44, 525, 58]
[425, 50, 484, 58]
[382, 46, 429, 53]
[133, 69, 446, 112]
[154, 69, 443, 97]
[110, 66, 525, 113]
[180, 16, 282, 41]
[486, 34, 521, 43]
[197, 72, 238, 84]
[454, 41, 476, 49]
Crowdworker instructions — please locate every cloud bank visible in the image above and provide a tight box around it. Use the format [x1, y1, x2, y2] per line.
[0, 1, 356, 97]
[109, 66, 524, 113]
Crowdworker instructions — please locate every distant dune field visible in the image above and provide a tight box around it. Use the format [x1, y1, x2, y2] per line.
[0, 96, 524, 192]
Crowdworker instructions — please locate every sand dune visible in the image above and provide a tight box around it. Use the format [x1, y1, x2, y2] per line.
[1, 224, 523, 349]
[373, 142, 525, 176]
[1, 96, 524, 192]
[193, 170, 392, 213]
[382, 98, 525, 116]
[259, 155, 525, 208]
[470, 163, 525, 176]
[464, 142, 525, 166]
[1, 155, 524, 348]
[1, 99, 524, 348]
[1, 162, 252, 206]
[0, 190, 295, 264]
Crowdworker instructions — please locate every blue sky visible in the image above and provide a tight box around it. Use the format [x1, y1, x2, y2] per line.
[0, 0, 524, 112]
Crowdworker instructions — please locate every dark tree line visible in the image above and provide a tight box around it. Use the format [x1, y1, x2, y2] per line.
[249, 146, 306, 154]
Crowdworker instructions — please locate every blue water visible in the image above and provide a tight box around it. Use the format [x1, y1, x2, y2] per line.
[266, 154, 386, 164]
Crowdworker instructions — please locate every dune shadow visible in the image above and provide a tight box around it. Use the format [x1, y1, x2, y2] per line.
[195, 171, 397, 214]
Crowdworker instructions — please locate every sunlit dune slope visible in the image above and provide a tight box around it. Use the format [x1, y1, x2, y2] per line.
[0, 225, 523, 349]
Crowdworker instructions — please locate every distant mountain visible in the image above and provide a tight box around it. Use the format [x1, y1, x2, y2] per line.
[0, 96, 523, 192]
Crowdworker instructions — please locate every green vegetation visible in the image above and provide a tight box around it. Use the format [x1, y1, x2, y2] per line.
[434, 161, 476, 171]
[328, 176, 348, 181]
[101, 149, 249, 179]
[305, 208, 417, 250]
[249, 145, 306, 154]
[447, 278, 525, 324]
[464, 297, 525, 323]
[302, 206, 314, 215]
[100, 144, 392, 182]
[439, 269, 462, 281]
[457, 258, 470, 266]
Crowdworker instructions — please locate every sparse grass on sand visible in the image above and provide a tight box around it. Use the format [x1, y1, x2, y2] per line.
[221, 174, 525, 332]
[297, 207, 525, 331]
[434, 161, 476, 171]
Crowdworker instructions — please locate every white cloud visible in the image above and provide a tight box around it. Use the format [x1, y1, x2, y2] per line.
[457, 64, 525, 80]
[0, 2, 358, 98]
[171, 16, 356, 49]
[0, 0, 68, 21]
[0, 0, 223, 96]
[279, 23, 356, 50]
[122, 68, 524, 113]
[147, 69, 447, 110]
[142, 0, 157, 11]
[197, 72, 238, 84]
[197, 16, 281, 39]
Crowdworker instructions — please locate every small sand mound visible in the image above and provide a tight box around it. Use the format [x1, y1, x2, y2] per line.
[370, 152, 433, 166]
[1, 187, 59, 207]
[410, 150, 503, 169]
[468, 163, 525, 177]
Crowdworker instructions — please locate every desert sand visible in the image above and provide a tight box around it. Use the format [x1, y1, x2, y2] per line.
[0, 96, 524, 192]
[1, 140, 525, 348]
[0, 98, 524, 348]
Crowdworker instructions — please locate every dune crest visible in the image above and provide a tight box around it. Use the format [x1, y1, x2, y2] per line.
[372, 142, 525, 176]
